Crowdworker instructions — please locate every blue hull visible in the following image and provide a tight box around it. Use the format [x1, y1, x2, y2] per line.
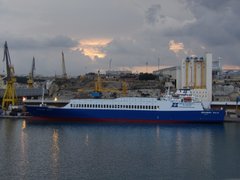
[25, 106, 225, 123]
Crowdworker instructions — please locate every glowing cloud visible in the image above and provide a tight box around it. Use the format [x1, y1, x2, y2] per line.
[129, 65, 171, 73]
[72, 38, 112, 60]
[168, 40, 184, 54]
[223, 65, 240, 70]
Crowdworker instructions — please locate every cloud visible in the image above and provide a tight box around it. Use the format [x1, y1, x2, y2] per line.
[145, 4, 163, 25]
[0, 35, 78, 50]
[186, 0, 231, 11]
[162, 0, 240, 67]
[0, 0, 239, 76]
[184, 0, 240, 44]
[169, 40, 184, 54]
[72, 38, 112, 60]
[45, 35, 78, 48]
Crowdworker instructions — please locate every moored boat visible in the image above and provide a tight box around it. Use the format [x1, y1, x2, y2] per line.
[25, 95, 225, 123]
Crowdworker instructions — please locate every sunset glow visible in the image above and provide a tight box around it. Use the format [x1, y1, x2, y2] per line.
[72, 38, 112, 60]
[129, 65, 171, 73]
[222, 65, 240, 70]
[169, 40, 184, 54]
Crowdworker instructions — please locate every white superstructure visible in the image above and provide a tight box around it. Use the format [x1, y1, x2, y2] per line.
[64, 96, 204, 111]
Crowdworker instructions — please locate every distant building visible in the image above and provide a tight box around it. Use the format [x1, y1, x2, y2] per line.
[153, 66, 177, 89]
[153, 66, 176, 78]
[212, 59, 222, 79]
[106, 70, 132, 78]
[0, 87, 48, 101]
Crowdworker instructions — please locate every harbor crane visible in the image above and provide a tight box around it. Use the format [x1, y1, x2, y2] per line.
[91, 71, 127, 98]
[2, 41, 17, 110]
[27, 56, 35, 88]
[62, 51, 67, 79]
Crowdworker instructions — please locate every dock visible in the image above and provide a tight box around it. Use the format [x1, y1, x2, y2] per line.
[0, 115, 29, 119]
[224, 115, 240, 123]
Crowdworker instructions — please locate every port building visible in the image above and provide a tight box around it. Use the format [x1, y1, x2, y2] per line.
[153, 53, 213, 102]
[180, 53, 212, 102]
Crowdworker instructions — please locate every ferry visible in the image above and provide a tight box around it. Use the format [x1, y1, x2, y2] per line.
[25, 94, 225, 123]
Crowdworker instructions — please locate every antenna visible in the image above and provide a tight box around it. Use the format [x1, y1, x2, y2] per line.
[146, 61, 148, 73]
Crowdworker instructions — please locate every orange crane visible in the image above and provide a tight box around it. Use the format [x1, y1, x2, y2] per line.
[2, 41, 17, 110]
[27, 56, 35, 88]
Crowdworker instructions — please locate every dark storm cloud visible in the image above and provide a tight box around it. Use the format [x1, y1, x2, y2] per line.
[44, 35, 78, 48]
[187, 0, 231, 11]
[164, 0, 240, 54]
[159, 0, 240, 67]
[184, 0, 240, 44]
[0, 35, 78, 50]
[106, 39, 142, 55]
[145, 4, 164, 25]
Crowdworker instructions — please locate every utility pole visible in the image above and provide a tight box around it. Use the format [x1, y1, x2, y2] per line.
[62, 51, 67, 79]
[109, 59, 112, 71]
[146, 61, 148, 73]
[27, 56, 35, 88]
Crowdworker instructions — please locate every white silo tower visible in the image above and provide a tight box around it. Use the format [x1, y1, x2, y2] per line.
[180, 53, 213, 102]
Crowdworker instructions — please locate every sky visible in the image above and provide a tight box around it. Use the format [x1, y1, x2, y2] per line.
[0, 0, 240, 76]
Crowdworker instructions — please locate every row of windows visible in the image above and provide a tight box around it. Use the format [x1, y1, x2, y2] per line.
[193, 91, 207, 94]
[70, 104, 159, 110]
[195, 94, 207, 98]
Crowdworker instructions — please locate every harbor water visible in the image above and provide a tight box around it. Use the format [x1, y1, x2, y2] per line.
[0, 119, 240, 180]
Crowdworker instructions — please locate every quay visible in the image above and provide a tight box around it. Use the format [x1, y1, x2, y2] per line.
[224, 116, 240, 123]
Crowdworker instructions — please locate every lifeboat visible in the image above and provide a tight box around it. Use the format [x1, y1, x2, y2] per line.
[183, 96, 192, 102]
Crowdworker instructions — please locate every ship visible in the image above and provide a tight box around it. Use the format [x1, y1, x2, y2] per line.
[25, 91, 225, 123]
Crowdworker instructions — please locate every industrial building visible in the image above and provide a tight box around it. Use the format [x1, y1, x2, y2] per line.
[180, 53, 213, 102]
[106, 70, 132, 78]
[153, 66, 178, 89]
[154, 53, 213, 102]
